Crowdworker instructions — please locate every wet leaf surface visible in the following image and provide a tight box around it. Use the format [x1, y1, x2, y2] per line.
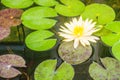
[58, 42, 92, 65]
[55, 0, 85, 17]
[34, 59, 74, 80]
[25, 30, 57, 51]
[21, 7, 57, 30]
[81, 3, 115, 24]
[0, 54, 26, 67]
[0, 9, 23, 28]
[89, 57, 120, 80]
[1, 0, 33, 8]
[0, 54, 26, 78]
[34, 0, 58, 6]
[112, 41, 120, 61]
[0, 62, 21, 78]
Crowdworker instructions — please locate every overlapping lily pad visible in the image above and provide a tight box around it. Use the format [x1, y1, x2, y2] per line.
[25, 30, 57, 51]
[58, 42, 92, 65]
[0, 54, 26, 78]
[0, 9, 23, 28]
[1, 0, 33, 8]
[101, 21, 120, 46]
[34, 59, 74, 80]
[81, 3, 115, 24]
[112, 41, 120, 61]
[21, 7, 57, 30]
[89, 57, 120, 80]
[34, 0, 58, 6]
[101, 33, 120, 46]
[55, 0, 85, 17]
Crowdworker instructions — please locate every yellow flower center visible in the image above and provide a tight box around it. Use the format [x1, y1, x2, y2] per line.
[73, 26, 84, 36]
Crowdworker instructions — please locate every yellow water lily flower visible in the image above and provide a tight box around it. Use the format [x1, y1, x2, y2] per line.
[59, 16, 99, 48]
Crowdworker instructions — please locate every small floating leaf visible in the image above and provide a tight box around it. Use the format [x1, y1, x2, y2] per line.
[105, 21, 120, 33]
[89, 57, 120, 80]
[58, 41, 92, 65]
[0, 54, 26, 67]
[21, 7, 57, 30]
[25, 30, 57, 51]
[0, 62, 21, 78]
[0, 9, 23, 28]
[101, 21, 120, 46]
[81, 3, 115, 24]
[101, 33, 120, 46]
[0, 8, 23, 18]
[0, 27, 10, 40]
[34, 0, 58, 6]
[1, 0, 33, 8]
[55, 0, 85, 17]
[34, 59, 74, 80]
[0, 54, 26, 78]
[112, 41, 120, 61]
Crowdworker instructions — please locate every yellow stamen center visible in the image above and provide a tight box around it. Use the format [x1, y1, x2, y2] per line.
[73, 26, 84, 36]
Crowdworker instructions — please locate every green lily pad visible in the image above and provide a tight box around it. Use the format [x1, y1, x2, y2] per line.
[112, 41, 120, 61]
[105, 21, 120, 33]
[89, 57, 120, 80]
[94, 27, 112, 37]
[58, 41, 92, 65]
[81, 3, 115, 24]
[101, 33, 120, 46]
[55, 0, 85, 17]
[101, 21, 120, 46]
[21, 7, 57, 30]
[34, 0, 58, 6]
[34, 59, 74, 80]
[1, 0, 33, 8]
[25, 30, 57, 51]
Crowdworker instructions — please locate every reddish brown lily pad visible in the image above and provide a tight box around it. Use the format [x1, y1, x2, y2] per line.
[0, 27, 10, 40]
[58, 41, 92, 65]
[0, 54, 26, 78]
[0, 54, 26, 67]
[0, 62, 21, 78]
[0, 9, 23, 18]
[0, 9, 23, 28]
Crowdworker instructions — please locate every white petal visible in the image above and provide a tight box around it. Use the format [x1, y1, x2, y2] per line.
[81, 39, 90, 45]
[63, 38, 74, 42]
[64, 23, 73, 31]
[74, 39, 79, 48]
[80, 39, 86, 47]
[59, 32, 73, 38]
[59, 28, 72, 34]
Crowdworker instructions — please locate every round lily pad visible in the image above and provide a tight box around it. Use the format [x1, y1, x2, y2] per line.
[34, 0, 58, 6]
[101, 21, 120, 46]
[21, 7, 57, 30]
[112, 41, 120, 61]
[0, 54, 26, 78]
[81, 3, 115, 24]
[25, 30, 57, 51]
[0, 62, 21, 78]
[101, 33, 120, 46]
[0, 54, 26, 67]
[89, 57, 120, 80]
[55, 0, 85, 17]
[58, 41, 92, 65]
[105, 21, 120, 33]
[34, 59, 74, 80]
[0, 27, 10, 41]
[1, 0, 33, 8]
